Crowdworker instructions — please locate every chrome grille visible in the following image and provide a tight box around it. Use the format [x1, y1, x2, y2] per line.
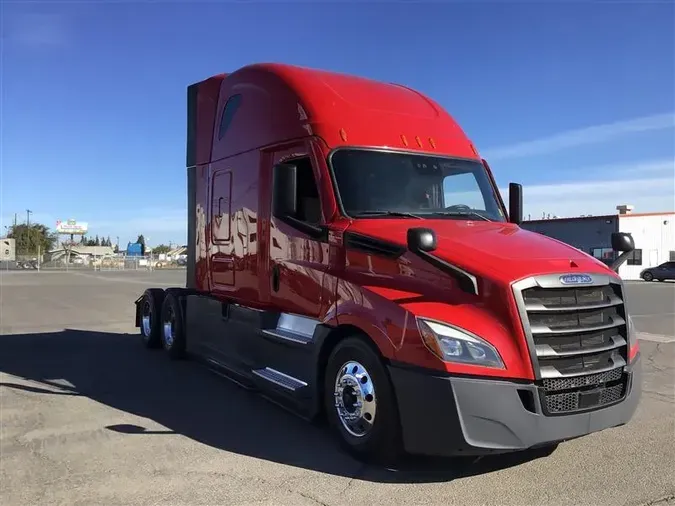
[512, 273, 629, 415]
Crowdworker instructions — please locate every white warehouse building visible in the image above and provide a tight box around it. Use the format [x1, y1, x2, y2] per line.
[521, 205, 675, 281]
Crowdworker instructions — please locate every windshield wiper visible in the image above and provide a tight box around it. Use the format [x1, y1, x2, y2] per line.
[352, 210, 424, 219]
[428, 211, 492, 222]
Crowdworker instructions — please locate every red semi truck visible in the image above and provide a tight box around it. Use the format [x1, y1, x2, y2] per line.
[135, 63, 642, 462]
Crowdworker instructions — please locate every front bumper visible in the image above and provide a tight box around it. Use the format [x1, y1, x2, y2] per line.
[388, 355, 642, 457]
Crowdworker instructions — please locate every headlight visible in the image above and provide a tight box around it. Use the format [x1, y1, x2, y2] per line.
[416, 318, 505, 369]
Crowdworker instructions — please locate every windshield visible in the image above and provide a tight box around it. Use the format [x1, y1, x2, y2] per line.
[329, 149, 506, 221]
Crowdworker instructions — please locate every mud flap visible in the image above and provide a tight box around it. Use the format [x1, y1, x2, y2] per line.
[134, 294, 144, 327]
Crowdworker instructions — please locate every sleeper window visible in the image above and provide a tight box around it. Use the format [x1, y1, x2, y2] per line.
[218, 94, 242, 140]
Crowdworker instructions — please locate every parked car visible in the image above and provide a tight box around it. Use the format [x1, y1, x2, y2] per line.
[640, 261, 675, 281]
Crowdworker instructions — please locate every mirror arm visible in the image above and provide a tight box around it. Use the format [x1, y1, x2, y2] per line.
[409, 249, 479, 295]
[610, 251, 633, 273]
[609, 232, 635, 273]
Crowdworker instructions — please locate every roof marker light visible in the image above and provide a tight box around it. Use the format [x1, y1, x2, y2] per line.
[429, 137, 436, 149]
[339, 128, 347, 142]
[415, 135, 423, 148]
[401, 134, 408, 146]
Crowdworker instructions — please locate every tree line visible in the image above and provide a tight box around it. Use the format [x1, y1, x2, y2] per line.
[80, 235, 115, 247]
[5, 223, 57, 256]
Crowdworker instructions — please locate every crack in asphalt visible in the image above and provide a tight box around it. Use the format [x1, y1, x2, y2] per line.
[296, 490, 332, 506]
[183, 469, 334, 506]
[637, 493, 675, 506]
[643, 389, 675, 403]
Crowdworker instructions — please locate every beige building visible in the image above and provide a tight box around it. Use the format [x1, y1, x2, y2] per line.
[48, 245, 116, 263]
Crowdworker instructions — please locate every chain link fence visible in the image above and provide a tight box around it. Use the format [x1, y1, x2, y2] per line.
[2, 253, 186, 271]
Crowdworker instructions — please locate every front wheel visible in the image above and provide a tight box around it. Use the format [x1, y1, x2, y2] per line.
[323, 336, 402, 464]
[643, 272, 654, 282]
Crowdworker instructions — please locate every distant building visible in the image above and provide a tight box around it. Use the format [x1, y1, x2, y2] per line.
[48, 245, 116, 263]
[126, 242, 144, 257]
[521, 205, 675, 280]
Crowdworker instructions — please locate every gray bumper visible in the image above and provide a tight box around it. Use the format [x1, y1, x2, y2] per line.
[388, 355, 642, 457]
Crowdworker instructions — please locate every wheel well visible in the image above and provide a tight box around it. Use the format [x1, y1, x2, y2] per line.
[164, 288, 200, 321]
[315, 323, 388, 420]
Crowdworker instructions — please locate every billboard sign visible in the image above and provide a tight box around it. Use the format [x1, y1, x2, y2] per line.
[1, 238, 15, 261]
[56, 219, 88, 235]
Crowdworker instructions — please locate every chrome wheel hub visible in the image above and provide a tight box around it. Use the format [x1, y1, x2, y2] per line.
[334, 360, 377, 437]
[141, 301, 151, 337]
[163, 312, 174, 347]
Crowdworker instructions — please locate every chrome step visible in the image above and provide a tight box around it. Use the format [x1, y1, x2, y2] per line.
[260, 313, 318, 345]
[252, 367, 307, 391]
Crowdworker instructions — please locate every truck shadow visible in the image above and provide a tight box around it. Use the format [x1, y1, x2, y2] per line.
[0, 329, 555, 484]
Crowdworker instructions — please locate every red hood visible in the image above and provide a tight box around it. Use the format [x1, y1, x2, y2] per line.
[346, 219, 614, 284]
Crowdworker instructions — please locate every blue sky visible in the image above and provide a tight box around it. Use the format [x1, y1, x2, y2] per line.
[1, 0, 674, 247]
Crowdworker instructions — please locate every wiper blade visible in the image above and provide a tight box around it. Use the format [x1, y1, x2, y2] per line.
[352, 210, 424, 219]
[429, 211, 492, 222]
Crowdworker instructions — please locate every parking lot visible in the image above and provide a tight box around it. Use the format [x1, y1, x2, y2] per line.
[1, 271, 673, 506]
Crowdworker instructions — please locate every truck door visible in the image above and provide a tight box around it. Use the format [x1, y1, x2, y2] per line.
[266, 144, 330, 319]
[210, 169, 235, 289]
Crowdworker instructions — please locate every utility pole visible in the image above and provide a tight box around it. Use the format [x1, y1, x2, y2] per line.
[14, 213, 17, 228]
[26, 209, 32, 226]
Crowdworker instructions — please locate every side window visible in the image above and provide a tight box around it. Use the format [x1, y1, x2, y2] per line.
[212, 171, 232, 242]
[627, 249, 642, 266]
[218, 94, 242, 140]
[292, 157, 322, 224]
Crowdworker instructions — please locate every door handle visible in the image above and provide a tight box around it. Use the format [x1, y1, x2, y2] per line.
[272, 264, 280, 292]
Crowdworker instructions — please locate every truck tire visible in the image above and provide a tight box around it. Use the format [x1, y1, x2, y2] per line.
[160, 290, 187, 359]
[139, 288, 165, 348]
[323, 336, 402, 464]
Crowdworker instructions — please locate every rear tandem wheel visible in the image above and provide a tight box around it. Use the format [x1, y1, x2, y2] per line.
[139, 288, 165, 348]
[160, 289, 188, 359]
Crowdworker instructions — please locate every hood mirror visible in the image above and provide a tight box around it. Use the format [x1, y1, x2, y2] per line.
[611, 232, 635, 253]
[609, 232, 635, 272]
[407, 227, 437, 252]
[508, 182, 523, 225]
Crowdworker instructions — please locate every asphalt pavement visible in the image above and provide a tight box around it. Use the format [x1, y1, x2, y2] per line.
[1, 270, 673, 506]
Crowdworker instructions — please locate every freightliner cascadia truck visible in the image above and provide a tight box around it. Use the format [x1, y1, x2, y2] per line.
[135, 63, 642, 463]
